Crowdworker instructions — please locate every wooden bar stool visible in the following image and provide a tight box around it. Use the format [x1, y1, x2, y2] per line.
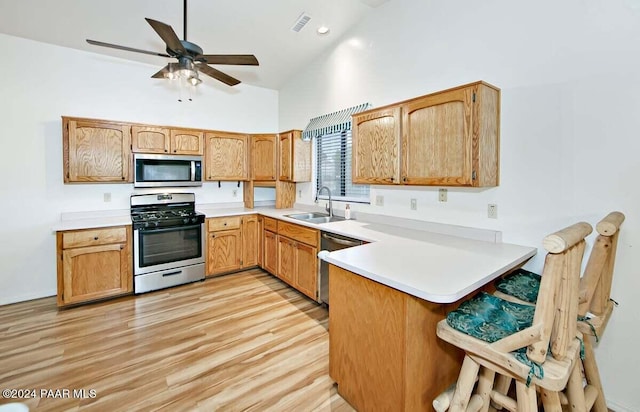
[435, 222, 592, 412]
[491, 212, 624, 411]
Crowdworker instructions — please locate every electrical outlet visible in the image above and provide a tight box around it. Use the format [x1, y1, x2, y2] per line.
[439, 188, 448, 202]
[375, 195, 384, 206]
[232, 189, 238, 197]
[410, 198, 417, 210]
[488, 204, 498, 219]
[103, 192, 111, 203]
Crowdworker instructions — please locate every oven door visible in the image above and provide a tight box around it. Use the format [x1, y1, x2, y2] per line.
[134, 223, 205, 275]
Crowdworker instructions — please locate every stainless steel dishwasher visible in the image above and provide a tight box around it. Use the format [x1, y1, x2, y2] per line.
[320, 231, 363, 305]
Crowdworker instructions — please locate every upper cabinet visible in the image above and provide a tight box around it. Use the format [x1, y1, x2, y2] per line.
[353, 81, 500, 187]
[278, 130, 311, 182]
[251, 134, 277, 181]
[204, 131, 248, 181]
[63, 117, 132, 183]
[132, 126, 204, 155]
[352, 107, 401, 185]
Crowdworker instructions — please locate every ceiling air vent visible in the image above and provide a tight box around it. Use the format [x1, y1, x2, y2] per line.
[291, 12, 311, 32]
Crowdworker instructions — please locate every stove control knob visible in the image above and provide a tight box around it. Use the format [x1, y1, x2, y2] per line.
[144, 222, 150, 228]
[191, 217, 198, 223]
[183, 218, 190, 224]
[154, 221, 159, 227]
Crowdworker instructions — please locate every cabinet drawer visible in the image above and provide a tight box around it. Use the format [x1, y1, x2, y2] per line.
[208, 216, 241, 231]
[263, 216, 277, 232]
[62, 226, 128, 249]
[277, 221, 319, 247]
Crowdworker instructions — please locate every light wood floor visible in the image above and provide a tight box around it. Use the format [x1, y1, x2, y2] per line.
[0, 268, 354, 411]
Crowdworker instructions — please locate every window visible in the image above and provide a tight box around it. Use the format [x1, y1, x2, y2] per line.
[316, 130, 370, 203]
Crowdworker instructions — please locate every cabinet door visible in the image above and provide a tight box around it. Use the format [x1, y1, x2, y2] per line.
[263, 230, 278, 275]
[242, 215, 258, 268]
[64, 118, 132, 183]
[257, 216, 264, 268]
[205, 132, 248, 180]
[352, 107, 401, 184]
[251, 134, 277, 180]
[278, 131, 292, 181]
[170, 129, 204, 155]
[61, 243, 131, 305]
[131, 125, 170, 153]
[207, 229, 242, 276]
[401, 87, 474, 186]
[295, 242, 318, 301]
[278, 236, 295, 285]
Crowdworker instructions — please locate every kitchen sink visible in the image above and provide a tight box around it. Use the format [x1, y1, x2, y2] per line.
[285, 212, 345, 224]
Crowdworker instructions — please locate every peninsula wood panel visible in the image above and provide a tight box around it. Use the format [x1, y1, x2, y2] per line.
[63, 117, 132, 183]
[170, 128, 204, 155]
[204, 131, 248, 181]
[329, 264, 464, 411]
[352, 107, 401, 184]
[0, 269, 354, 411]
[251, 134, 277, 181]
[131, 125, 171, 153]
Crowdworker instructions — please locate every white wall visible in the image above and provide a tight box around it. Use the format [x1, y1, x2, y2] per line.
[0, 33, 278, 305]
[279, 0, 640, 410]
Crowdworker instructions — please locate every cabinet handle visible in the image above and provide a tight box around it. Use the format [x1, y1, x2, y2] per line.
[121, 176, 125, 180]
[403, 177, 407, 182]
[173, 149, 177, 153]
[94, 237, 99, 240]
[224, 223, 227, 226]
[390, 176, 394, 182]
[211, 234, 216, 238]
[164, 149, 168, 152]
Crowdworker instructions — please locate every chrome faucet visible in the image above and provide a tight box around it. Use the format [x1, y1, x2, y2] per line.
[317, 186, 333, 217]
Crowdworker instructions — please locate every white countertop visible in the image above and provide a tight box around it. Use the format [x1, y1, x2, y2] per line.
[53, 206, 537, 304]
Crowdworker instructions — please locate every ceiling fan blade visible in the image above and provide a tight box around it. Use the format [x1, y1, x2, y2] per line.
[196, 63, 241, 86]
[151, 63, 181, 78]
[199, 54, 259, 66]
[145, 18, 186, 55]
[86, 39, 171, 58]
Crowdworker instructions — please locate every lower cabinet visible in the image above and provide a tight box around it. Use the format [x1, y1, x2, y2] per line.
[206, 214, 259, 276]
[56, 226, 133, 307]
[262, 218, 320, 302]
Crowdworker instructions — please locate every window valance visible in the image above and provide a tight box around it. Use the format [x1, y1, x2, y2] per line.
[302, 103, 371, 141]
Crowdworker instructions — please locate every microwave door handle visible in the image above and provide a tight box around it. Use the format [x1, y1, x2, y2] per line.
[190, 161, 196, 182]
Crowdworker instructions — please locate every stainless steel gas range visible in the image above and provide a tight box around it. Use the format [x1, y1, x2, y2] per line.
[130, 193, 205, 294]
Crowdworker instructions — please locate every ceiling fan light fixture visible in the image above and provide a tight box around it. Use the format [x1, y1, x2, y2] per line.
[188, 75, 202, 86]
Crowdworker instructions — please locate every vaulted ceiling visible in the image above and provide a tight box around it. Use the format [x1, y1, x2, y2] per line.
[0, 0, 389, 90]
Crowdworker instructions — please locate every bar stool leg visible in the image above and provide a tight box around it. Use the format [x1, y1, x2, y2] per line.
[514, 381, 538, 412]
[540, 388, 563, 412]
[566, 358, 588, 411]
[582, 337, 608, 412]
[451, 355, 481, 411]
[476, 367, 495, 412]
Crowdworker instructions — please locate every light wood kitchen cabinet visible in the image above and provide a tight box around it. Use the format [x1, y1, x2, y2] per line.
[131, 125, 171, 153]
[62, 117, 132, 183]
[206, 214, 260, 276]
[352, 81, 500, 187]
[204, 131, 248, 181]
[170, 128, 204, 155]
[275, 220, 320, 301]
[263, 225, 278, 275]
[352, 107, 401, 184]
[257, 216, 264, 267]
[206, 216, 242, 276]
[132, 126, 204, 155]
[241, 214, 259, 268]
[251, 134, 277, 181]
[278, 130, 311, 182]
[56, 225, 133, 307]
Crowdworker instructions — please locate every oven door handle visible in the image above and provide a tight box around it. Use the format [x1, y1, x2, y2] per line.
[137, 223, 202, 234]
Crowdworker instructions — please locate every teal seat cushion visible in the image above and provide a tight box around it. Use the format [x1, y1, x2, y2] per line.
[446, 292, 535, 343]
[495, 269, 541, 304]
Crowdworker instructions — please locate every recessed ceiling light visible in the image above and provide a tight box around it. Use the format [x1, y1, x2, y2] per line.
[317, 26, 330, 35]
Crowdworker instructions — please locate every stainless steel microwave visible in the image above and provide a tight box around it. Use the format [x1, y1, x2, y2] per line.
[134, 153, 203, 187]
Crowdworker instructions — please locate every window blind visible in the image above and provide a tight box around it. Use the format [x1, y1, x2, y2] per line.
[316, 130, 370, 203]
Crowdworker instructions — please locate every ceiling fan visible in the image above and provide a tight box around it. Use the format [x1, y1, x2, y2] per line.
[86, 0, 258, 87]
